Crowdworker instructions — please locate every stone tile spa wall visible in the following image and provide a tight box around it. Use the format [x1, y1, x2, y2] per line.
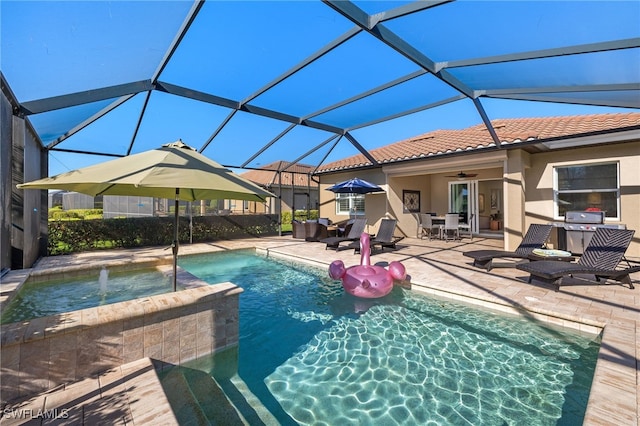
[0, 283, 242, 403]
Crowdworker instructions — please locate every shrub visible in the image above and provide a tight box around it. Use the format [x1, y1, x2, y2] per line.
[48, 214, 280, 255]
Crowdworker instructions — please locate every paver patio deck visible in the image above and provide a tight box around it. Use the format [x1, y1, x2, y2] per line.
[1, 235, 638, 425]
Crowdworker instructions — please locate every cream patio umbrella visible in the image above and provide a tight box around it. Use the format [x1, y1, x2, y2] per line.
[18, 140, 273, 291]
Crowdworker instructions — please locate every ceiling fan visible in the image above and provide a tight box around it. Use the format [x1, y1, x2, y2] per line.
[446, 171, 478, 179]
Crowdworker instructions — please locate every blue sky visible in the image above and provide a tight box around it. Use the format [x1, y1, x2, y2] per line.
[1, 0, 638, 177]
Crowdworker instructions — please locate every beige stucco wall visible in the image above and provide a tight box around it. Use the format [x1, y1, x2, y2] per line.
[386, 174, 431, 237]
[524, 141, 640, 257]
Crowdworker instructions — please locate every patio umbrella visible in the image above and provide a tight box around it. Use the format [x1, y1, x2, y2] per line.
[325, 177, 384, 194]
[326, 178, 383, 222]
[18, 140, 273, 291]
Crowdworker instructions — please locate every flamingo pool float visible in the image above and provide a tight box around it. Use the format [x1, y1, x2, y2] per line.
[329, 232, 407, 298]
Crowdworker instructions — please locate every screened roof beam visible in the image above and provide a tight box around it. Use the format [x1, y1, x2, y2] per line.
[199, 109, 238, 153]
[348, 94, 465, 131]
[152, 0, 205, 83]
[376, 0, 453, 24]
[489, 93, 640, 109]
[241, 26, 362, 105]
[46, 94, 136, 149]
[473, 98, 501, 147]
[482, 83, 640, 96]
[1, 72, 22, 115]
[323, 0, 475, 98]
[440, 38, 640, 71]
[157, 81, 344, 134]
[126, 91, 153, 155]
[312, 136, 344, 175]
[241, 123, 297, 168]
[279, 134, 341, 173]
[156, 81, 239, 109]
[19, 80, 154, 115]
[49, 147, 125, 158]
[305, 69, 428, 120]
[344, 132, 378, 165]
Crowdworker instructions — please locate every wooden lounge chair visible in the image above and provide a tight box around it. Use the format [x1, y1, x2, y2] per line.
[351, 219, 404, 253]
[516, 228, 638, 291]
[321, 218, 367, 250]
[463, 224, 553, 271]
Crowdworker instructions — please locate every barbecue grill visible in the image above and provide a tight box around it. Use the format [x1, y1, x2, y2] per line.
[556, 211, 626, 254]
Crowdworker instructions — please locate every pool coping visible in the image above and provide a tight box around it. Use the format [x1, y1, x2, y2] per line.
[1, 237, 638, 425]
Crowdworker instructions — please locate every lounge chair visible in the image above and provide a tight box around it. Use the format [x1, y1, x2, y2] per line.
[321, 218, 367, 250]
[516, 228, 638, 291]
[350, 219, 404, 253]
[463, 224, 553, 271]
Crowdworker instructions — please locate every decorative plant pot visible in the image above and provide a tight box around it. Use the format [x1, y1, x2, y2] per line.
[490, 220, 500, 231]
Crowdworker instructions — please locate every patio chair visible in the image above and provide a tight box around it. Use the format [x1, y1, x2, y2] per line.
[516, 228, 638, 291]
[458, 213, 474, 240]
[418, 213, 440, 240]
[292, 220, 306, 239]
[463, 224, 553, 271]
[351, 219, 404, 253]
[442, 213, 460, 242]
[321, 218, 367, 250]
[304, 220, 329, 242]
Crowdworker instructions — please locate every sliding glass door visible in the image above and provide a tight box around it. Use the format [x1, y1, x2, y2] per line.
[449, 181, 478, 233]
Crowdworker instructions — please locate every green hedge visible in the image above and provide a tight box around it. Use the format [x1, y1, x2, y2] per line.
[48, 214, 280, 255]
[281, 209, 319, 224]
[49, 208, 103, 221]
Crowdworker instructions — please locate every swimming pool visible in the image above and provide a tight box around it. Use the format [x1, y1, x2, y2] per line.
[174, 249, 599, 425]
[0, 267, 172, 324]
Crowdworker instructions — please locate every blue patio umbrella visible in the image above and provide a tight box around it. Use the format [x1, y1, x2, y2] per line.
[326, 178, 384, 194]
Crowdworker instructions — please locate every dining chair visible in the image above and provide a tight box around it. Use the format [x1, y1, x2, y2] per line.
[418, 213, 439, 240]
[458, 213, 474, 240]
[443, 213, 460, 241]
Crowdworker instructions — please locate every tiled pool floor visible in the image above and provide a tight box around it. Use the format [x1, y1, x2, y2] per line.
[1, 235, 638, 425]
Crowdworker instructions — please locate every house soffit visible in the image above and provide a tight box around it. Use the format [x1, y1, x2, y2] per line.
[382, 150, 508, 177]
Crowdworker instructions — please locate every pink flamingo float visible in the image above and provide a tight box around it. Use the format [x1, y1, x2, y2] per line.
[329, 232, 407, 298]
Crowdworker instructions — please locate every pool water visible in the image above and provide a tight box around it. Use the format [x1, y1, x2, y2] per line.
[176, 250, 599, 425]
[1, 268, 171, 324]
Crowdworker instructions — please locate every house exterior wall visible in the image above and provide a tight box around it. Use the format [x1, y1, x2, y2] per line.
[319, 170, 387, 233]
[524, 141, 640, 257]
[387, 174, 431, 237]
[319, 140, 639, 258]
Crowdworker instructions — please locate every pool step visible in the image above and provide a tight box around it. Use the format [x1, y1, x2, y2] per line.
[161, 366, 247, 425]
[220, 375, 280, 425]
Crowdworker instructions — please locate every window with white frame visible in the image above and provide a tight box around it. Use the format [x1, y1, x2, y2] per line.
[554, 162, 619, 219]
[335, 193, 365, 216]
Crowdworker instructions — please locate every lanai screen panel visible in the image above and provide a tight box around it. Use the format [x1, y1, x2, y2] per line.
[1, 0, 638, 174]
